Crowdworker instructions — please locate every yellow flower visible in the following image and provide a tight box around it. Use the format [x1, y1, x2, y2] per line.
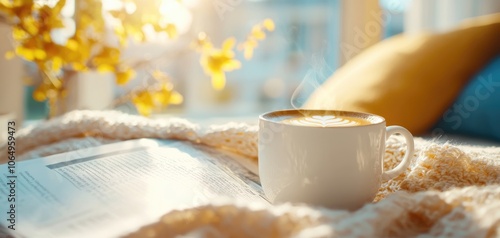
[33, 84, 48, 102]
[0, 0, 34, 19]
[250, 26, 266, 40]
[109, 0, 177, 44]
[15, 45, 46, 61]
[152, 69, 169, 81]
[62, 33, 93, 69]
[2, 0, 273, 116]
[92, 46, 121, 72]
[38, 3, 66, 29]
[195, 19, 274, 89]
[132, 82, 183, 116]
[156, 83, 183, 106]
[200, 37, 241, 90]
[238, 19, 275, 60]
[165, 24, 177, 39]
[115, 68, 136, 85]
[32, 75, 63, 102]
[239, 39, 258, 60]
[132, 90, 155, 116]
[76, 0, 104, 32]
[51, 56, 62, 71]
[3, 0, 67, 68]
[12, 27, 28, 41]
[263, 18, 275, 31]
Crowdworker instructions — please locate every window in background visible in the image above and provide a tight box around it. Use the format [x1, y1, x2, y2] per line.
[404, 0, 500, 33]
[181, 0, 341, 118]
[379, 0, 410, 38]
[21, 0, 342, 120]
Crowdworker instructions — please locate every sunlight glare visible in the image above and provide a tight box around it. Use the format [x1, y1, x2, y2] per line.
[102, 0, 123, 11]
[159, 0, 193, 34]
[182, 0, 200, 8]
[124, 1, 137, 14]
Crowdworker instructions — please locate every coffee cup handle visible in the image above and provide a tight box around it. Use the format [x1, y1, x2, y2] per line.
[382, 126, 414, 181]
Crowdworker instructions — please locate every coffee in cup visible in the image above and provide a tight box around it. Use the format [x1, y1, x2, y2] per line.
[282, 114, 372, 127]
[258, 109, 414, 210]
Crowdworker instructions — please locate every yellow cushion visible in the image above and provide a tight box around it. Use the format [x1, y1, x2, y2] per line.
[305, 13, 500, 134]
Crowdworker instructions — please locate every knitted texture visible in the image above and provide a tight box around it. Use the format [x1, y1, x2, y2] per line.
[1, 110, 499, 237]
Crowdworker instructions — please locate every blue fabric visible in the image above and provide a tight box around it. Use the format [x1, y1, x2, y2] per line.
[433, 56, 500, 141]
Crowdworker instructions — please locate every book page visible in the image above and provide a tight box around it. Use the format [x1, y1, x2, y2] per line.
[0, 139, 267, 238]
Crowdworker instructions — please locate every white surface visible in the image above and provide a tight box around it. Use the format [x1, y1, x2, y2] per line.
[0, 139, 266, 238]
[0, 24, 24, 123]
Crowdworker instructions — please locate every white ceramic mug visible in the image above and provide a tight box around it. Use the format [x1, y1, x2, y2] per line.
[258, 110, 414, 210]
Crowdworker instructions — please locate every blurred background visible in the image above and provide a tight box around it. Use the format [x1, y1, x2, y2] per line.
[0, 0, 499, 125]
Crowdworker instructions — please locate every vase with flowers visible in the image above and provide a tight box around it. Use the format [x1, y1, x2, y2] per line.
[0, 0, 274, 118]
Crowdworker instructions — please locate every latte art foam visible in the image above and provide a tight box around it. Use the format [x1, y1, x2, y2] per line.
[283, 115, 369, 127]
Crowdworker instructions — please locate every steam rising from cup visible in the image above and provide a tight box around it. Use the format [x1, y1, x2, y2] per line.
[290, 55, 334, 113]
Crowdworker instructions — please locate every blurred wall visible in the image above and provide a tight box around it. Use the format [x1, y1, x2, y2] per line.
[405, 0, 500, 32]
[340, 0, 383, 65]
[0, 24, 24, 123]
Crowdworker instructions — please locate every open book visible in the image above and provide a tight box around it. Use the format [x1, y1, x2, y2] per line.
[0, 139, 268, 238]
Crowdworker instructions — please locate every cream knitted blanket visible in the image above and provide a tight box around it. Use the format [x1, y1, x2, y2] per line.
[1, 110, 499, 237]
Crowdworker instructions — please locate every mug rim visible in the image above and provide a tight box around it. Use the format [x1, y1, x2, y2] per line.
[259, 109, 386, 128]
